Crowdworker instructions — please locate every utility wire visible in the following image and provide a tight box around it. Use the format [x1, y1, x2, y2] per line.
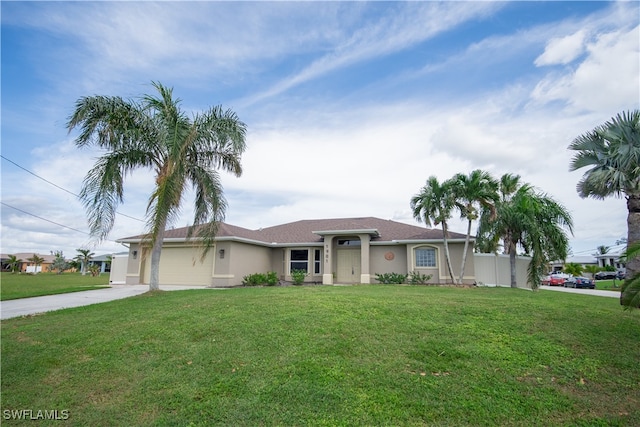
[1, 201, 91, 236]
[1, 201, 124, 246]
[1, 154, 145, 223]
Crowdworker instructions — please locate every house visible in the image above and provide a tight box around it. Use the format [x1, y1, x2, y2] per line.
[595, 247, 626, 273]
[1, 253, 57, 273]
[89, 254, 115, 274]
[116, 217, 477, 287]
[549, 255, 598, 273]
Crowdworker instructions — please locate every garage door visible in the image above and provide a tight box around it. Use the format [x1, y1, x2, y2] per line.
[142, 246, 215, 286]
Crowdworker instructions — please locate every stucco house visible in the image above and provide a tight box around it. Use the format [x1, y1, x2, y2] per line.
[117, 217, 475, 287]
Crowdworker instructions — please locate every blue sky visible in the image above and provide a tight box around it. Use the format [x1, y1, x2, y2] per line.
[1, 1, 638, 259]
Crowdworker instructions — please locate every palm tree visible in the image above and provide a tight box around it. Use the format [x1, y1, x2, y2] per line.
[620, 241, 640, 308]
[67, 82, 247, 291]
[74, 248, 94, 276]
[410, 176, 457, 284]
[450, 170, 498, 284]
[477, 178, 573, 288]
[584, 264, 599, 278]
[569, 110, 640, 304]
[595, 245, 610, 255]
[6, 255, 22, 273]
[27, 254, 45, 273]
[475, 173, 523, 254]
[564, 262, 583, 277]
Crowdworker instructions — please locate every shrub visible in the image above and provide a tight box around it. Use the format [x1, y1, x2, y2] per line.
[265, 271, 279, 286]
[242, 273, 267, 286]
[408, 271, 432, 285]
[291, 269, 307, 285]
[375, 272, 407, 284]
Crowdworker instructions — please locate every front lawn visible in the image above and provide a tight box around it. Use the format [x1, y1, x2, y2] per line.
[594, 279, 624, 291]
[1, 286, 639, 426]
[0, 272, 110, 300]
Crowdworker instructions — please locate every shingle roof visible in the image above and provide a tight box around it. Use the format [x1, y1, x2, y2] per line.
[119, 217, 468, 245]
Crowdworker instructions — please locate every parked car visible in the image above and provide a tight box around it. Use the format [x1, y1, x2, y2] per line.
[594, 271, 618, 280]
[542, 274, 569, 286]
[617, 270, 626, 280]
[564, 276, 595, 289]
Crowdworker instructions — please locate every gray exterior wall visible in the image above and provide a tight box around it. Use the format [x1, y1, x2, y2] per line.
[228, 241, 272, 284]
[370, 245, 408, 280]
[473, 253, 532, 288]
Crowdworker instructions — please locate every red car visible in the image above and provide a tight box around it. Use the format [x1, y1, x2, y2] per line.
[541, 274, 569, 286]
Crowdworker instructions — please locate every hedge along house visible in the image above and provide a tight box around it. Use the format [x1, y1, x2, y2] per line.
[116, 217, 474, 287]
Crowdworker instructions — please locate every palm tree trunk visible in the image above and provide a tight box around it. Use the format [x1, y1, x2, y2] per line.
[149, 226, 166, 291]
[509, 242, 517, 288]
[622, 193, 640, 306]
[459, 219, 472, 284]
[442, 223, 457, 284]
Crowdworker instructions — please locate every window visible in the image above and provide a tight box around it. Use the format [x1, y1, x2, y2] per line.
[314, 249, 321, 274]
[290, 249, 308, 272]
[338, 239, 360, 246]
[415, 248, 436, 267]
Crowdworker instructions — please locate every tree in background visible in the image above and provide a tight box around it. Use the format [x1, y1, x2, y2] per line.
[477, 177, 573, 288]
[569, 110, 640, 307]
[67, 82, 247, 291]
[450, 170, 499, 284]
[594, 245, 610, 256]
[26, 254, 44, 273]
[475, 173, 523, 254]
[75, 249, 94, 276]
[564, 262, 583, 277]
[411, 176, 457, 284]
[51, 251, 69, 275]
[6, 255, 22, 274]
[584, 265, 599, 278]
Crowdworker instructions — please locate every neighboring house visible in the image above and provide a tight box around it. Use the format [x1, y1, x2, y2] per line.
[595, 247, 626, 273]
[549, 255, 598, 273]
[1, 252, 56, 273]
[89, 254, 116, 274]
[117, 217, 477, 287]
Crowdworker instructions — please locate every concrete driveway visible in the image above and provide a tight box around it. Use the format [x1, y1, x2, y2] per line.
[539, 285, 620, 298]
[0, 284, 216, 320]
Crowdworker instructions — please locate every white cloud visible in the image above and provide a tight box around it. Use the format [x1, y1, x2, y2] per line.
[535, 30, 586, 66]
[531, 25, 640, 113]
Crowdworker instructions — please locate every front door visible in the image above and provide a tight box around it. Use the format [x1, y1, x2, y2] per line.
[336, 249, 361, 283]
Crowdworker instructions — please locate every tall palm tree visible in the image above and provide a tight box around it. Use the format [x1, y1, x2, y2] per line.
[67, 82, 247, 291]
[450, 170, 498, 284]
[6, 255, 22, 274]
[475, 173, 522, 254]
[569, 110, 639, 306]
[410, 176, 457, 284]
[478, 179, 573, 288]
[74, 248, 94, 276]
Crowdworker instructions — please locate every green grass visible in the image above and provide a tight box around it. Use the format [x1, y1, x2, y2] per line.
[2, 286, 639, 426]
[595, 279, 624, 291]
[1, 272, 110, 300]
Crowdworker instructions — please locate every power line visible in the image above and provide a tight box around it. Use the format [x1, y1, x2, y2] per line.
[1, 154, 145, 223]
[1, 201, 91, 236]
[1, 154, 78, 198]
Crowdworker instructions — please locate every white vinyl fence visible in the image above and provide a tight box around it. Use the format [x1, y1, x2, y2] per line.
[473, 253, 532, 289]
